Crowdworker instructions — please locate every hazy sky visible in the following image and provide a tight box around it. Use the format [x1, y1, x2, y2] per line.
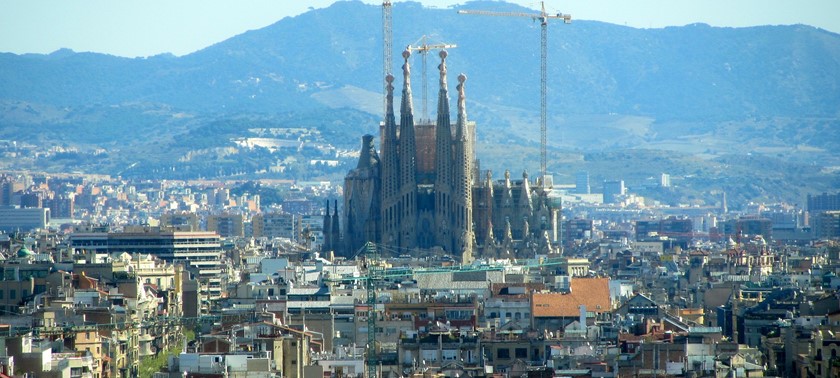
[2, 0, 838, 58]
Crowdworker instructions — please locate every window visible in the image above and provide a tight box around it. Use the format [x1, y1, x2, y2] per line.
[497, 348, 510, 359]
[515, 348, 527, 358]
[9, 290, 15, 300]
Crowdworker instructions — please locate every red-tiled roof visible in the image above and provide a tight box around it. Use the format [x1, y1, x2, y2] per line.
[531, 278, 610, 317]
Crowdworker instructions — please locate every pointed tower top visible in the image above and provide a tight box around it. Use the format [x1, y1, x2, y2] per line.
[402, 49, 412, 78]
[385, 73, 395, 112]
[400, 50, 414, 117]
[457, 74, 467, 114]
[356, 134, 380, 169]
[436, 50, 451, 127]
[438, 50, 448, 87]
[455, 73, 468, 141]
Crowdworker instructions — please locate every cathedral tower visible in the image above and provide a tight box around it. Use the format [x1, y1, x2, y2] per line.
[453, 73, 474, 261]
[396, 50, 418, 249]
[336, 50, 560, 261]
[434, 51, 454, 252]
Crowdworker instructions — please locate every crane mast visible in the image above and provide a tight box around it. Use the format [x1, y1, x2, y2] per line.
[383, 1, 393, 115]
[406, 35, 457, 121]
[365, 242, 381, 378]
[458, 1, 571, 181]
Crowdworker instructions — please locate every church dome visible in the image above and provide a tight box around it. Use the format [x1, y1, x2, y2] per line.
[17, 246, 34, 258]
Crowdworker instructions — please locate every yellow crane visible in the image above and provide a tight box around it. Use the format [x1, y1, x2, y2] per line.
[458, 1, 571, 181]
[406, 35, 458, 121]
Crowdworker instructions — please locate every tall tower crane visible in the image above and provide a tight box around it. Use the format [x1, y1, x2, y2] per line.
[382, 1, 393, 115]
[458, 1, 571, 181]
[363, 242, 382, 378]
[406, 35, 457, 121]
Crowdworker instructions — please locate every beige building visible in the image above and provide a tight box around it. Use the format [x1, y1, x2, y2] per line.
[207, 213, 245, 238]
[159, 212, 199, 231]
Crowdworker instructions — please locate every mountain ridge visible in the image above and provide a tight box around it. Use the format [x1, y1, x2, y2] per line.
[2, 1, 838, 120]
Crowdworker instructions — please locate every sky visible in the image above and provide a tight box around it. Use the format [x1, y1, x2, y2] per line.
[1, 0, 838, 58]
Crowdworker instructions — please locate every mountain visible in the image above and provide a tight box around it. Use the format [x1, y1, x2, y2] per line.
[2, 1, 839, 119]
[0, 1, 838, 205]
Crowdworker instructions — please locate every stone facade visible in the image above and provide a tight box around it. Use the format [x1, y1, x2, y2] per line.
[330, 50, 559, 261]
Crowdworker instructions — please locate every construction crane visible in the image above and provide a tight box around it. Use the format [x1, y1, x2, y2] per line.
[364, 242, 382, 378]
[458, 1, 571, 181]
[382, 1, 393, 115]
[406, 35, 457, 121]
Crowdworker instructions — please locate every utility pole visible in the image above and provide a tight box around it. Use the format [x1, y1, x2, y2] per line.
[458, 1, 571, 180]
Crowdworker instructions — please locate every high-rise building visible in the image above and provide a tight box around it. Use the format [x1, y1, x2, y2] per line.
[635, 217, 694, 248]
[720, 217, 773, 241]
[207, 213, 245, 238]
[0, 207, 50, 232]
[575, 171, 590, 194]
[159, 212, 199, 231]
[814, 211, 840, 239]
[253, 212, 298, 240]
[603, 180, 626, 204]
[45, 195, 74, 219]
[67, 226, 225, 304]
[0, 175, 14, 206]
[19, 192, 43, 208]
[336, 51, 559, 261]
[660, 173, 671, 188]
[808, 192, 840, 212]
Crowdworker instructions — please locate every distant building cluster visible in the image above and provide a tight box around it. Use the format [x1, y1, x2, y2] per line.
[0, 45, 837, 377]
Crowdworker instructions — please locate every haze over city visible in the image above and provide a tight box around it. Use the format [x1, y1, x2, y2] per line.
[2, 0, 838, 57]
[0, 1, 838, 377]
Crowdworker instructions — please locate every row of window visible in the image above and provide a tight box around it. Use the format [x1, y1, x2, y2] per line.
[0, 288, 27, 300]
[497, 347, 528, 359]
[487, 312, 530, 319]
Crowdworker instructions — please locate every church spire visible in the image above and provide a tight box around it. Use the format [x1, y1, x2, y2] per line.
[397, 49, 418, 249]
[322, 200, 332, 252]
[434, 50, 454, 251]
[437, 50, 451, 124]
[400, 49, 415, 123]
[398, 49, 417, 189]
[455, 73, 468, 141]
[332, 199, 340, 250]
[453, 72, 474, 259]
[384, 74, 397, 144]
[357, 135, 379, 169]
[435, 51, 452, 169]
[380, 73, 400, 247]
